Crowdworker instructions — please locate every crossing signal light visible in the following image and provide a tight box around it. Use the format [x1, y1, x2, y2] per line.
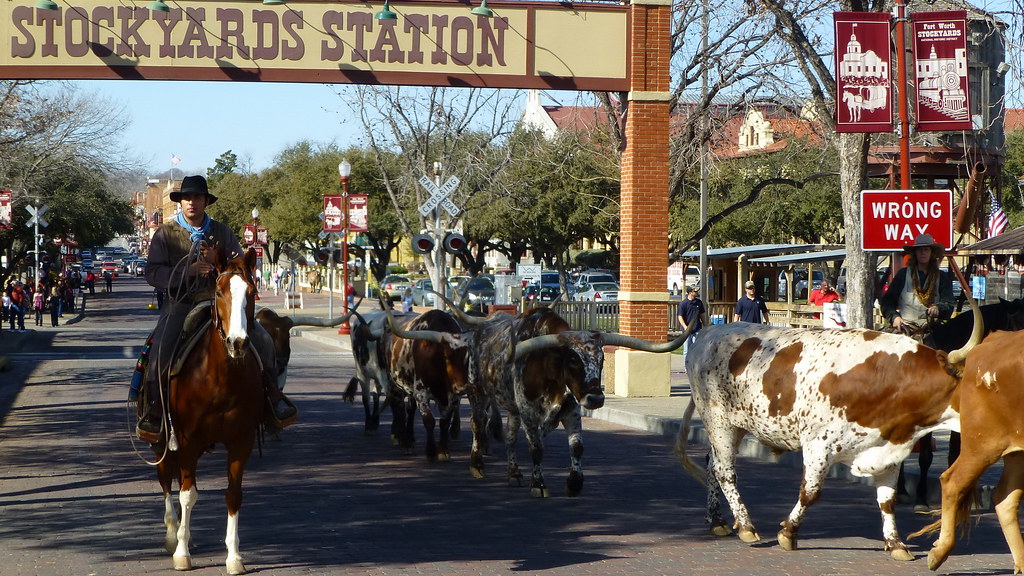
[314, 248, 330, 265]
[411, 233, 435, 254]
[442, 233, 468, 254]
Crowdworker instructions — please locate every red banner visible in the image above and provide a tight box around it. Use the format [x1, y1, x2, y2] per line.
[323, 195, 344, 233]
[0, 190, 11, 230]
[348, 194, 369, 233]
[912, 11, 970, 132]
[834, 12, 893, 133]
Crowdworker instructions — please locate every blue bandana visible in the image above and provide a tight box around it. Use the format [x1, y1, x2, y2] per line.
[175, 212, 211, 244]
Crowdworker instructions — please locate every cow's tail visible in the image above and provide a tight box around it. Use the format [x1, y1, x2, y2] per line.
[343, 377, 359, 403]
[675, 397, 709, 487]
[908, 479, 979, 540]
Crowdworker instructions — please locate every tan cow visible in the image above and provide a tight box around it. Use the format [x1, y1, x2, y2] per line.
[913, 329, 1024, 573]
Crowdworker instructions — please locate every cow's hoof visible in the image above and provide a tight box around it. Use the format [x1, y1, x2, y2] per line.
[530, 485, 550, 498]
[737, 528, 761, 543]
[777, 529, 797, 551]
[926, 549, 946, 571]
[173, 555, 192, 571]
[437, 452, 451, 462]
[890, 547, 915, 562]
[470, 465, 485, 479]
[227, 558, 247, 575]
[390, 434, 400, 446]
[710, 520, 732, 537]
[566, 471, 584, 497]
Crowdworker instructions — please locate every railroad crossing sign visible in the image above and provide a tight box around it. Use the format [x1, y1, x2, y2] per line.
[418, 175, 460, 218]
[26, 204, 48, 228]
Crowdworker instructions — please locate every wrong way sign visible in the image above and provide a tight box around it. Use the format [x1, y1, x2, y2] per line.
[861, 190, 952, 251]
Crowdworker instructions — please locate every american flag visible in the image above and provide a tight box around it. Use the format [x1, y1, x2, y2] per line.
[171, 154, 181, 165]
[988, 196, 1009, 238]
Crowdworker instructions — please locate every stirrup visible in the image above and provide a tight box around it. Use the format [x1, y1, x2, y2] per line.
[265, 397, 298, 432]
[136, 420, 164, 445]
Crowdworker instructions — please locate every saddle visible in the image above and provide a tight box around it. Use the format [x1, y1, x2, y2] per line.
[171, 301, 215, 378]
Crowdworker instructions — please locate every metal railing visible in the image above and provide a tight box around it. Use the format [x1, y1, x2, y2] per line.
[511, 299, 886, 333]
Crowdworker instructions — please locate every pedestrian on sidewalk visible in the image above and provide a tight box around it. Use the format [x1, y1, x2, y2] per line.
[401, 287, 414, 313]
[676, 285, 707, 369]
[9, 281, 26, 331]
[48, 286, 60, 327]
[734, 280, 769, 324]
[33, 286, 45, 326]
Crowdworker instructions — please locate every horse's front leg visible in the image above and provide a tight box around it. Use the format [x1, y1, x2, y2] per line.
[156, 457, 179, 553]
[174, 472, 198, 571]
[224, 451, 251, 575]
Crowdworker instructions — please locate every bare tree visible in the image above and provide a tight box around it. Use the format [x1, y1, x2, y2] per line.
[344, 85, 521, 285]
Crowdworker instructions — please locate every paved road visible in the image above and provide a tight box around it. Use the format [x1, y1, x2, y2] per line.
[0, 277, 1014, 575]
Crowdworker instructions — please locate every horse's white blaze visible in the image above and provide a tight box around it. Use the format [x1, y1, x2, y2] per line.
[226, 275, 249, 344]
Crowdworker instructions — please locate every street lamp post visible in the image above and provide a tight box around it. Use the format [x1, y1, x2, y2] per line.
[338, 160, 352, 335]
[250, 207, 262, 284]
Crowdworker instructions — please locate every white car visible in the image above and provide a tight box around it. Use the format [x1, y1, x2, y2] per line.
[573, 282, 619, 302]
[668, 264, 701, 295]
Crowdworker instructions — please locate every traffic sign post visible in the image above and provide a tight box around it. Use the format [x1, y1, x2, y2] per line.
[418, 172, 462, 310]
[26, 204, 48, 285]
[860, 190, 952, 251]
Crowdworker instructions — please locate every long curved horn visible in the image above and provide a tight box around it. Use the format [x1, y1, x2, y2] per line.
[947, 257, 984, 365]
[380, 301, 447, 345]
[288, 297, 363, 327]
[512, 333, 565, 360]
[427, 288, 488, 325]
[602, 321, 695, 353]
[512, 321, 698, 361]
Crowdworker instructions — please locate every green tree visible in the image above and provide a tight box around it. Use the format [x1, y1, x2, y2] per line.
[206, 150, 239, 188]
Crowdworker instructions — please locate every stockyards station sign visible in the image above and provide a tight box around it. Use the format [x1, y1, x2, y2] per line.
[0, 0, 628, 90]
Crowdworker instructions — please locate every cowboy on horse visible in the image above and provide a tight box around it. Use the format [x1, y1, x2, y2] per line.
[136, 175, 297, 444]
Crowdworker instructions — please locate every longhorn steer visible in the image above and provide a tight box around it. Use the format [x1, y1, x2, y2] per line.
[463, 306, 689, 497]
[386, 309, 470, 461]
[912, 329, 1024, 573]
[676, 312, 981, 559]
[346, 310, 392, 435]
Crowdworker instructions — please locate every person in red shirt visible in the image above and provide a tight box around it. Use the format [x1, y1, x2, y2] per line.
[8, 281, 26, 331]
[808, 280, 841, 319]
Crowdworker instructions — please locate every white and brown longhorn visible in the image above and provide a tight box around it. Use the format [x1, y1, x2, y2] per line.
[676, 292, 983, 560]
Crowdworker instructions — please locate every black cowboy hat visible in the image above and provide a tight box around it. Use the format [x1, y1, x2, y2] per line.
[169, 175, 217, 204]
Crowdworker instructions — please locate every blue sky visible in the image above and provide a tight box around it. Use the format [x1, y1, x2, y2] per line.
[75, 80, 362, 176]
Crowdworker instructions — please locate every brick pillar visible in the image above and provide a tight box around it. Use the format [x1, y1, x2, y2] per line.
[615, 0, 672, 397]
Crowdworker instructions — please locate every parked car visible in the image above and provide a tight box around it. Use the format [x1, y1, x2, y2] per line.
[411, 278, 435, 306]
[573, 271, 617, 290]
[777, 269, 823, 300]
[455, 276, 495, 308]
[381, 275, 411, 301]
[668, 264, 701, 295]
[447, 276, 470, 298]
[524, 284, 560, 303]
[573, 282, 620, 302]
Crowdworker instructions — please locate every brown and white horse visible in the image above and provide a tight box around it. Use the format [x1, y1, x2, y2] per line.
[155, 247, 264, 574]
